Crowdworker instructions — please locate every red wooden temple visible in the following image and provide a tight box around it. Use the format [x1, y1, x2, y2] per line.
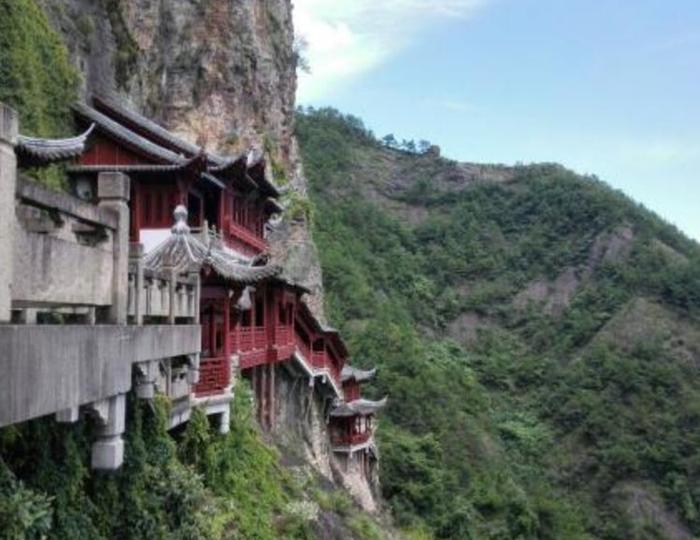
[64, 96, 385, 451]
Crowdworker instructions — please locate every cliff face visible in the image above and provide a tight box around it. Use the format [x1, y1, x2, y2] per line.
[39, 0, 297, 165]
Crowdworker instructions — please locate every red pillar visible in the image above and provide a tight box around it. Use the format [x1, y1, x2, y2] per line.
[223, 295, 231, 388]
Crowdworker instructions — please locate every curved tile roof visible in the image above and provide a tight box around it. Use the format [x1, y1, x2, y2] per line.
[330, 397, 388, 418]
[341, 366, 377, 383]
[143, 205, 281, 285]
[16, 124, 95, 165]
[73, 103, 187, 165]
[93, 95, 205, 158]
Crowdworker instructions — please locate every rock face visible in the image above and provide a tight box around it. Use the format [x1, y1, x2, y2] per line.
[39, 0, 297, 164]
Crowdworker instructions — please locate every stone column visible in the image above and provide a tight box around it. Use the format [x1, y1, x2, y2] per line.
[90, 393, 126, 470]
[187, 353, 200, 385]
[135, 360, 159, 399]
[0, 103, 18, 323]
[218, 407, 230, 435]
[129, 243, 144, 325]
[97, 172, 130, 324]
[190, 271, 201, 324]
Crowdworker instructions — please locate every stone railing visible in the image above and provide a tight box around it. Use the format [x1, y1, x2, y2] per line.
[0, 102, 203, 470]
[128, 244, 200, 324]
[10, 176, 122, 323]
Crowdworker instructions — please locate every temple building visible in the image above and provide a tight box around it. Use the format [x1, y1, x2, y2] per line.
[331, 366, 386, 486]
[0, 97, 385, 499]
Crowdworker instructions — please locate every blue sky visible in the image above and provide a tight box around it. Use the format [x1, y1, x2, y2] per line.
[294, 0, 700, 241]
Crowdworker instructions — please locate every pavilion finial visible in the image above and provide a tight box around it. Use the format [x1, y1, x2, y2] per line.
[172, 205, 190, 235]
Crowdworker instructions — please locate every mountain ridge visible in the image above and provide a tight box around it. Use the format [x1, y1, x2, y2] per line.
[298, 106, 700, 539]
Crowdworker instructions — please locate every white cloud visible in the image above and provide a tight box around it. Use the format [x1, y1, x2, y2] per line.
[436, 99, 481, 114]
[293, 0, 488, 101]
[614, 138, 700, 168]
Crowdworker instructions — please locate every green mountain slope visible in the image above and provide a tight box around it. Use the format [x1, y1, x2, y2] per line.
[297, 107, 700, 539]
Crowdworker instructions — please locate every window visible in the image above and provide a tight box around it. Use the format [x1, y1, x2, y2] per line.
[188, 193, 202, 226]
[255, 296, 265, 327]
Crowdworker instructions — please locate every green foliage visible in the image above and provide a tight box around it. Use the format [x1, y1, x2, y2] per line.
[0, 458, 52, 539]
[179, 382, 316, 539]
[0, 396, 216, 540]
[0, 0, 77, 136]
[0, 0, 79, 189]
[101, 0, 138, 88]
[264, 133, 290, 186]
[297, 107, 700, 539]
[284, 190, 315, 223]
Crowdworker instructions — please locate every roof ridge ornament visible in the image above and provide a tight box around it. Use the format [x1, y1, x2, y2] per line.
[171, 205, 191, 235]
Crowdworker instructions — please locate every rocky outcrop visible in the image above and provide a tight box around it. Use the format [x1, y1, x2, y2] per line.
[39, 0, 297, 165]
[273, 366, 334, 479]
[513, 225, 636, 317]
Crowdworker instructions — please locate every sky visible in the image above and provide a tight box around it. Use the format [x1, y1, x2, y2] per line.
[293, 0, 700, 241]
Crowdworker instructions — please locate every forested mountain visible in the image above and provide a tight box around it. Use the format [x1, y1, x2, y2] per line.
[297, 107, 700, 539]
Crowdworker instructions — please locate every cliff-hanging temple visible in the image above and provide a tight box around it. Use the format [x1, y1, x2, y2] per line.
[0, 98, 385, 485]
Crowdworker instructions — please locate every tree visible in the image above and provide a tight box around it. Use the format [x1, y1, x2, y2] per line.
[382, 134, 398, 149]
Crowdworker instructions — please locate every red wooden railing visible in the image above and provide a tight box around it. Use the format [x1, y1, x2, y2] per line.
[332, 431, 371, 447]
[223, 221, 267, 255]
[195, 356, 229, 397]
[254, 327, 266, 349]
[344, 383, 360, 402]
[295, 331, 312, 362]
[312, 350, 326, 370]
[238, 326, 253, 351]
[275, 326, 292, 347]
[233, 326, 268, 352]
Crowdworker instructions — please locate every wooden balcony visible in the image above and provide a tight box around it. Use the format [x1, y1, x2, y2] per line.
[312, 350, 326, 370]
[295, 331, 312, 363]
[195, 356, 229, 397]
[275, 326, 293, 347]
[223, 221, 267, 256]
[332, 431, 372, 448]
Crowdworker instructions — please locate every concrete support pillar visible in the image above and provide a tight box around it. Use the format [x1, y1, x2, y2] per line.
[187, 353, 200, 384]
[0, 103, 18, 323]
[89, 393, 126, 470]
[218, 407, 230, 435]
[97, 172, 130, 324]
[55, 406, 79, 423]
[14, 308, 38, 325]
[135, 360, 159, 399]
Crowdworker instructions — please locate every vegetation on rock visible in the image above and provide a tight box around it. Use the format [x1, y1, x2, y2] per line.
[0, 0, 78, 188]
[297, 106, 700, 539]
[0, 381, 392, 539]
